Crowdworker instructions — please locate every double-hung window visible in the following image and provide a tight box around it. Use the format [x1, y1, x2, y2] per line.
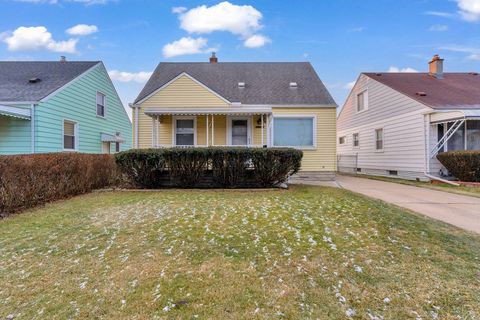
[63, 120, 77, 151]
[96, 92, 106, 117]
[357, 91, 368, 112]
[273, 116, 315, 148]
[175, 118, 195, 146]
[375, 129, 384, 151]
[353, 133, 359, 147]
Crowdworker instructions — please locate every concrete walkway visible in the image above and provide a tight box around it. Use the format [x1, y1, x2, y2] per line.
[303, 175, 480, 233]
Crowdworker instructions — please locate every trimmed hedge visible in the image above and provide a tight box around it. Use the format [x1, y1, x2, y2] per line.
[115, 147, 303, 188]
[437, 151, 480, 182]
[0, 153, 118, 216]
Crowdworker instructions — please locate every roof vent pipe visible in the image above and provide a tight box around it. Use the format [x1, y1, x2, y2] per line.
[289, 82, 298, 88]
[429, 54, 444, 79]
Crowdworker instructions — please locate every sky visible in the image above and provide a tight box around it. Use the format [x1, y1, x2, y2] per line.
[1, 0, 480, 117]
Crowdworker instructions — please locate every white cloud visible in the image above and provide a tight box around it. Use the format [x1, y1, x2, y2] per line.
[388, 66, 419, 73]
[174, 1, 269, 48]
[162, 37, 211, 58]
[66, 24, 98, 36]
[108, 70, 152, 83]
[178, 1, 263, 36]
[456, 0, 480, 21]
[429, 24, 449, 31]
[424, 11, 455, 18]
[171, 6, 187, 14]
[2, 26, 77, 53]
[344, 81, 356, 90]
[467, 53, 480, 60]
[243, 34, 270, 48]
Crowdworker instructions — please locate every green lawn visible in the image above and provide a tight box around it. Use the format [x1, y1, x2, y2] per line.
[1, 186, 479, 319]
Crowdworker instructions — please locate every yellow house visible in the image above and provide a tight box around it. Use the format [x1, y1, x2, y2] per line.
[131, 54, 337, 180]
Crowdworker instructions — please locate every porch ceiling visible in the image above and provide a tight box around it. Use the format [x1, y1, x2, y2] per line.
[143, 107, 272, 117]
[430, 109, 480, 124]
[0, 105, 31, 120]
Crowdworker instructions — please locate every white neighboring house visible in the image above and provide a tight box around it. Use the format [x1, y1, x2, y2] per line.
[337, 55, 480, 181]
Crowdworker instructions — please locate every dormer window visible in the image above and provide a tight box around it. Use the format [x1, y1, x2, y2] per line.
[289, 82, 298, 88]
[238, 82, 245, 88]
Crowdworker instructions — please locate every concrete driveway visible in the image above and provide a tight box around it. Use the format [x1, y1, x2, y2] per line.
[333, 175, 480, 233]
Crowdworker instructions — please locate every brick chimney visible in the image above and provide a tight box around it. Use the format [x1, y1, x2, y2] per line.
[209, 52, 218, 64]
[429, 54, 444, 79]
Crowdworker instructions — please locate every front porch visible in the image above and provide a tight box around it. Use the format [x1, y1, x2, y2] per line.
[429, 110, 480, 176]
[144, 107, 272, 148]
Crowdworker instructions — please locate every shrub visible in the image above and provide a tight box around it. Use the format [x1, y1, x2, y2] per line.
[437, 151, 480, 182]
[0, 153, 117, 216]
[116, 147, 303, 188]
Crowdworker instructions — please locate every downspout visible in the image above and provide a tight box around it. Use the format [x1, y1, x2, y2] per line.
[31, 103, 36, 154]
[130, 103, 139, 149]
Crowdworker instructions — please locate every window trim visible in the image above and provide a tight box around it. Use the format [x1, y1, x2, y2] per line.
[63, 119, 79, 152]
[96, 91, 107, 118]
[375, 128, 384, 152]
[173, 116, 197, 146]
[352, 132, 360, 148]
[356, 90, 368, 114]
[272, 115, 317, 150]
[339, 136, 346, 145]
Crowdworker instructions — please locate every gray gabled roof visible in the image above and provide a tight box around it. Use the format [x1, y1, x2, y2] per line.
[0, 61, 100, 102]
[134, 62, 337, 106]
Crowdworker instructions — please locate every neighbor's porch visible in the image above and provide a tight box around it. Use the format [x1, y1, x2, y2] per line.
[144, 107, 271, 148]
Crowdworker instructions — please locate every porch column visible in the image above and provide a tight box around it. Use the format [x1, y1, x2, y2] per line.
[151, 117, 157, 147]
[211, 115, 215, 146]
[156, 115, 160, 147]
[261, 114, 264, 146]
[206, 115, 209, 146]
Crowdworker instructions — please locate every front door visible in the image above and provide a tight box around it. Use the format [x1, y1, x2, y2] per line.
[230, 118, 250, 146]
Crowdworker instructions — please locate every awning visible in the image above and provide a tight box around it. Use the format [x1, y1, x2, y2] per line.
[0, 105, 31, 120]
[144, 106, 272, 116]
[101, 133, 126, 143]
[430, 109, 480, 124]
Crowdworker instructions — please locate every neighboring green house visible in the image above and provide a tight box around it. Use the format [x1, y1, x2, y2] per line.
[0, 60, 131, 155]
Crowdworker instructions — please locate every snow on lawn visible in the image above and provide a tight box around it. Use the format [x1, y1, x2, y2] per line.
[0, 185, 479, 319]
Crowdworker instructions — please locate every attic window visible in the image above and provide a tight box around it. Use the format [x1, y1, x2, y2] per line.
[416, 92, 427, 97]
[238, 82, 245, 88]
[29, 77, 41, 83]
[289, 82, 298, 88]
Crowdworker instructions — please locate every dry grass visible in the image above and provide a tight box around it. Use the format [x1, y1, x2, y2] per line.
[0, 186, 479, 319]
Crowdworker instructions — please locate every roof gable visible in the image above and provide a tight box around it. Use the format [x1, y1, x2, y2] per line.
[0, 61, 100, 102]
[363, 72, 480, 110]
[138, 72, 230, 106]
[134, 62, 336, 106]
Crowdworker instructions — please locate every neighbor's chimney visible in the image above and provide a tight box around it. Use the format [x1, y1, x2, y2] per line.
[60, 56, 67, 62]
[209, 52, 218, 64]
[429, 54, 444, 79]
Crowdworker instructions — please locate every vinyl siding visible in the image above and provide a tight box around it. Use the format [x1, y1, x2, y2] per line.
[272, 107, 337, 172]
[140, 74, 229, 108]
[35, 63, 132, 153]
[337, 74, 433, 179]
[0, 105, 32, 154]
